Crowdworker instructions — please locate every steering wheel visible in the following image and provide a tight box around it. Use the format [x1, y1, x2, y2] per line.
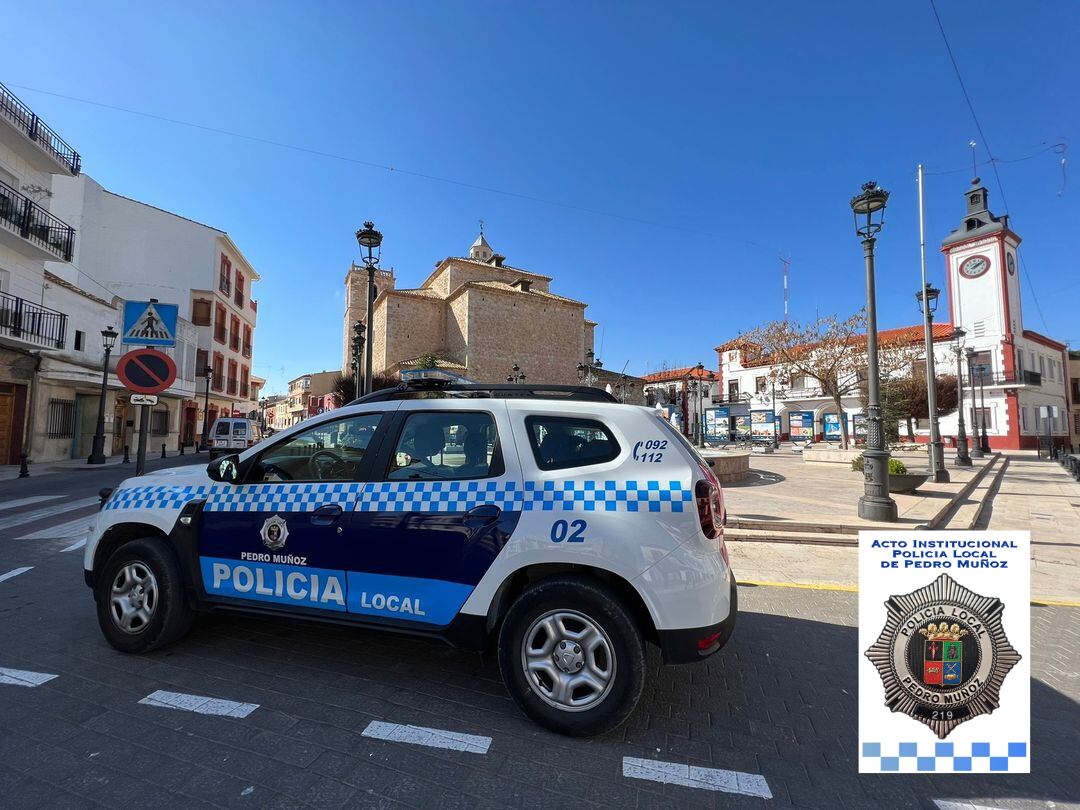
[310, 449, 347, 480]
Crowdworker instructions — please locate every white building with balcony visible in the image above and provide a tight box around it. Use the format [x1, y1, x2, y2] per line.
[0, 81, 82, 464]
[46, 174, 260, 456]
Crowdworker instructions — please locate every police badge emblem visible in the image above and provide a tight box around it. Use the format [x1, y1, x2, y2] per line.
[260, 515, 289, 551]
[864, 572, 1020, 739]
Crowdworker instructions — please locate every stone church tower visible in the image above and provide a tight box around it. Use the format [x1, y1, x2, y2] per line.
[342, 262, 395, 376]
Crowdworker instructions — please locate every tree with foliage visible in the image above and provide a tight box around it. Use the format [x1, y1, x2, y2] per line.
[743, 312, 922, 449]
[874, 373, 959, 441]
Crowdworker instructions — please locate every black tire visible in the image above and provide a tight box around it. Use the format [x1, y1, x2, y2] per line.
[497, 575, 646, 736]
[94, 537, 194, 653]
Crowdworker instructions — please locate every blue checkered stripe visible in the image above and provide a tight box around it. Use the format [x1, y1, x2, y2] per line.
[522, 480, 692, 512]
[104, 485, 210, 512]
[354, 480, 523, 513]
[205, 482, 365, 512]
[861, 741, 1028, 772]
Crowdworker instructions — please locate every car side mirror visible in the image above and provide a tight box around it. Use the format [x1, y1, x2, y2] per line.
[207, 454, 241, 484]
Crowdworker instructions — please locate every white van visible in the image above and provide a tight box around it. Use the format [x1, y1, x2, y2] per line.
[208, 417, 263, 458]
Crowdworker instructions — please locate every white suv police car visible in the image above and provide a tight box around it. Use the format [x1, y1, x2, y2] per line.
[86, 381, 737, 736]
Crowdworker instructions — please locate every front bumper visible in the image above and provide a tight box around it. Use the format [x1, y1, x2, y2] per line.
[656, 577, 738, 664]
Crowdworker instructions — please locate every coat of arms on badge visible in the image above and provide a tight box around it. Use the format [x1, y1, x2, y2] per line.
[865, 572, 1020, 738]
[260, 515, 289, 551]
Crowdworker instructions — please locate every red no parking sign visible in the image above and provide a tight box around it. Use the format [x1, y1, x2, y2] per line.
[116, 348, 177, 395]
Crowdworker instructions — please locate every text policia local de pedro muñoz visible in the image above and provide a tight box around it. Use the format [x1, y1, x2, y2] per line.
[872, 538, 1018, 570]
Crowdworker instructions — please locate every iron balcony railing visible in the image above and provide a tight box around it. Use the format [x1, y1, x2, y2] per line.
[0, 82, 81, 175]
[966, 369, 1042, 387]
[0, 291, 67, 348]
[0, 178, 75, 261]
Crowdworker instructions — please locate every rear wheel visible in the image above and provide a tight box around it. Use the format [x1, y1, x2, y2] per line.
[498, 576, 645, 736]
[95, 538, 193, 653]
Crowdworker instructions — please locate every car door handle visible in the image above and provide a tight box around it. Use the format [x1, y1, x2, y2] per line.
[464, 504, 501, 526]
[311, 503, 343, 526]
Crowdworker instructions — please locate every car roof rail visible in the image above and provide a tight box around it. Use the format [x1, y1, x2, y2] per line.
[350, 379, 619, 404]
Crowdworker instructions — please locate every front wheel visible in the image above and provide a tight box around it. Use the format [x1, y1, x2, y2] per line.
[498, 576, 646, 736]
[94, 538, 194, 653]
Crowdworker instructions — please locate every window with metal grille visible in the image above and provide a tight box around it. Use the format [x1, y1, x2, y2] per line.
[46, 399, 76, 439]
[151, 408, 168, 435]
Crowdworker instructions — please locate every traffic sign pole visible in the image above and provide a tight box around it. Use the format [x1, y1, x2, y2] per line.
[135, 404, 150, 476]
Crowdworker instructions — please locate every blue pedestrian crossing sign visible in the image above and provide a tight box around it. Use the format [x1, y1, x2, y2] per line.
[122, 300, 179, 347]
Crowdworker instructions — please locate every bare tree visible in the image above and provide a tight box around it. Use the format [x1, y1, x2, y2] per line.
[743, 312, 922, 449]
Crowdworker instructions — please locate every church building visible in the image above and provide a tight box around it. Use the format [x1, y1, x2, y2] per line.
[342, 228, 597, 385]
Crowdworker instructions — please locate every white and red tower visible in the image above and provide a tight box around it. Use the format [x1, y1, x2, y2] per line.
[941, 178, 1069, 450]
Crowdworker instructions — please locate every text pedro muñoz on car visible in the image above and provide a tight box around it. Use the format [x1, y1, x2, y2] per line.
[84, 380, 737, 735]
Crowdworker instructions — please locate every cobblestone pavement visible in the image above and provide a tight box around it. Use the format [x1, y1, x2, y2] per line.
[0, 471, 1077, 809]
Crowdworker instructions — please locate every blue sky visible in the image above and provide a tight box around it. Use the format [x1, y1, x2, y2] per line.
[4, 1, 1077, 394]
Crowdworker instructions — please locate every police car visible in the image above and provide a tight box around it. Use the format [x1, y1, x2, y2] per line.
[85, 381, 737, 736]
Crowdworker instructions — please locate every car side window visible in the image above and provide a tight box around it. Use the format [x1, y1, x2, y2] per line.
[251, 413, 382, 483]
[386, 411, 503, 480]
[526, 415, 619, 471]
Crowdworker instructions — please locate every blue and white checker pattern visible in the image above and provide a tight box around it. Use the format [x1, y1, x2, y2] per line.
[104, 485, 210, 512]
[522, 480, 692, 512]
[861, 741, 1028, 772]
[103, 479, 693, 515]
[354, 480, 523, 513]
[206, 482, 363, 512]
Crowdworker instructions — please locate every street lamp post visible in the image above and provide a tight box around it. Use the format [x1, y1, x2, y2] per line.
[951, 328, 972, 466]
[770, 378, 780, 449]
[576, 351, 601, 386]
[200, 365, 213, 452]
[850, 181, 897, 522]
[355, 221, 383, 398]
[507, 364, 527, 384]
[87, 326, 119, 464]
[977, 367, 991, 453]
[915, 283, 949, 482]
[964, 347, 984, 460]
[351, 320, 365, 397]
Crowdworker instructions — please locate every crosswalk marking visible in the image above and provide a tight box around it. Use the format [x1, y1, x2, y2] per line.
[0, 667, 58, 687]
[17, 515, 94, 541]
[623, 757, 773, 798]
[362, 721, 492, 754]
[0, 497, 98, 533]
[0, 567, 33, 583]
[0, 496, 63, 512]
[61, 539, 87, 553]
[138, 690, 260, 718]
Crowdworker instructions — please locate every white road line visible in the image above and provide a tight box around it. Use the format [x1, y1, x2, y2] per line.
[138, 689, 259, 718]
[0, 567, 33, 583]
[18, 514, 94, 540]
[934, 802, 1009, 810]
[0, 497, 99, 532]
[0, 495, 63, 512]
[623, 757, 772, 799]
[362, 721, 491, 754]
[0, 667, 58, 687]
[61, 538, 87, 553]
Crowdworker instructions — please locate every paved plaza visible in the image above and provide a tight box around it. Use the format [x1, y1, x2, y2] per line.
[722, 449, 1080, 604]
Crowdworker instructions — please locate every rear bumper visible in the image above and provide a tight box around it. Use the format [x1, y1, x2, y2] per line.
[656, 577, 738, 664]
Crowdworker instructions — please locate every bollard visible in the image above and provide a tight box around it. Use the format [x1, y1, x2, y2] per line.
[123, 444, 130, 464]
[179, 442, 185, 456]
[161, 443, 166, 459]
[17, 453, 30, 478]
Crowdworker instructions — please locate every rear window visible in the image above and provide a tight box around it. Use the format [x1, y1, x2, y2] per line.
[214, 421, 232, 436]
[233, 423, 248, 436]
[525, 415, 619, 471]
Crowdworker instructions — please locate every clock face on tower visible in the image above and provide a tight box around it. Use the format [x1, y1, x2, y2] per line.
[959, 254, 991, 279]
[1007, 252, 1016, 275]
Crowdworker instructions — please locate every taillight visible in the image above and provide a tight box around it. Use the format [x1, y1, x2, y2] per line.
[695, 479, 723, 540]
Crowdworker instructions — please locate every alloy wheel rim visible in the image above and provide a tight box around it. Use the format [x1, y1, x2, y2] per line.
[109, 561, 158, 634]
[520, 609, 616, 712]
